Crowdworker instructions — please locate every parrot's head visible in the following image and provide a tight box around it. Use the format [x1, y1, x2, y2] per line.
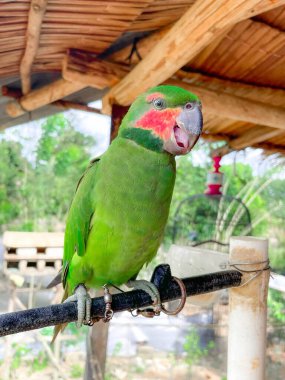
[119, 85, 203, 155]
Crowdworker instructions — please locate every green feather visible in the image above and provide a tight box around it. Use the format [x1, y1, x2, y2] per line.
[120, 128, 163, 152]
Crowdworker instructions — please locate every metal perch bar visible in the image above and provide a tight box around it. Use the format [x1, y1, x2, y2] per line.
[0, 264, 242, 337]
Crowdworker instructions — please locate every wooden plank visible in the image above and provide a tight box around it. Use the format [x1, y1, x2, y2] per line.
[20, 0, 48, 94]
[103, 0, 285, 110]
[3, 231, 64, 248]
[5, 79, 85, 117]
[166, 79, 285, 131]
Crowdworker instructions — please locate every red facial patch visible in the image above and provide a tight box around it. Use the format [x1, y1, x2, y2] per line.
[146, 92, 165, 103]
[136, 108, 180, 140]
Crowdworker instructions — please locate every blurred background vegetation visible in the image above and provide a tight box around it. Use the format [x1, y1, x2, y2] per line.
[0, 114, 94, 233]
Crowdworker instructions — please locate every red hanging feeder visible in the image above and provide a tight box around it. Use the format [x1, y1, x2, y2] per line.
[205, 155, 224, 196]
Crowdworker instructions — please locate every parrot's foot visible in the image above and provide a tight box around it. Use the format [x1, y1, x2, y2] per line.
[126, 279, 162, 315]
[64, 284, 92, 327]
[127, 275, 187, 318]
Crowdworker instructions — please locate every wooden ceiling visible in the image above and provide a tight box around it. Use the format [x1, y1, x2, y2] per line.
[1, 0, 285, 155]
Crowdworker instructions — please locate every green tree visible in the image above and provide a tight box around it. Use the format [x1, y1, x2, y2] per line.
[0, 139, 31, 231]
[0, 114, 96, 232]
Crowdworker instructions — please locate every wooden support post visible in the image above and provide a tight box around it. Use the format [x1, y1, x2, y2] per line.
[20, 0, 48, 94]
[84, 321, 108, 380]
[227, 236, 270, 380]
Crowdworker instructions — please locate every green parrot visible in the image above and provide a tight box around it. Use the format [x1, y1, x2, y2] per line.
[52, 85, 203, 338]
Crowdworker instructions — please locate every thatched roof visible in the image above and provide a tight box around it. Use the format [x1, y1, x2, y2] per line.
[1, 0, 285, 155]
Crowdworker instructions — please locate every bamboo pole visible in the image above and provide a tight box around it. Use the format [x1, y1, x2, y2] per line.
[227, 236, 270, 380]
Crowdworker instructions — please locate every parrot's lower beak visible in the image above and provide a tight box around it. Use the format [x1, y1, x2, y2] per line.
[164, 105, 203, 155]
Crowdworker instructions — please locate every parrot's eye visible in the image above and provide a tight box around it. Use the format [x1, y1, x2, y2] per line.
[153, 98, 166, 110]
[185, 102, 194, 110]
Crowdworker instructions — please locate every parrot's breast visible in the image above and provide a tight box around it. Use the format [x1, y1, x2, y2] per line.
[84, 137, 176, 287]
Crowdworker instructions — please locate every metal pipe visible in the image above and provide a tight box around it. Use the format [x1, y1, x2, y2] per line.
[0, 264, 242, 337]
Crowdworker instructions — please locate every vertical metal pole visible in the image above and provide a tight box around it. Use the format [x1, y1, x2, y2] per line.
[227, 237, 269, 380]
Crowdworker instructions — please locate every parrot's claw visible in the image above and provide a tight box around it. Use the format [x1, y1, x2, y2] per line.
[126, 279, 162, 314]
[64, 284, 92, 327]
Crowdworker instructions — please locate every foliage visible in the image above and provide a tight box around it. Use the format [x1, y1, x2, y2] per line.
[268, 289, 285, 323]
[165, 155, 285, 264]
[112, 341, 123, 356]
[11, 343, 32, 369]
[183, 328, 215, 370]
[30, 351, 49, 371]
[0, 114, 95, 233]
[70, 363, 84, 378]
[0, 140, 30, 227]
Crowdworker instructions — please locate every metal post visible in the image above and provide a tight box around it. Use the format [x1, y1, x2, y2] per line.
[227, 236, 270, 380]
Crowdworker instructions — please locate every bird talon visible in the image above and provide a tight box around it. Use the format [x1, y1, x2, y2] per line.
[65, 284, 93, 327]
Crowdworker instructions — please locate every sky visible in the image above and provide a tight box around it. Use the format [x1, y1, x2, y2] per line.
[1, 101, 284, 177]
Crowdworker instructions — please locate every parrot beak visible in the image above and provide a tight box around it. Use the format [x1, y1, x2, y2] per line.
[164, 102, 203, 155]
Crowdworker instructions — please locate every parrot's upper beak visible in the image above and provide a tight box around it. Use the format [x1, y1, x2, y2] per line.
[164, 102, 203, 155]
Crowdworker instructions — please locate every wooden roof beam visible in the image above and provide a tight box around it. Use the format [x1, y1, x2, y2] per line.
[20, 0, 48, 95]
[5, 55, 126, 118]
[5, 79, 85, 117]
[103, 0, 285, 111]
[176, 70, 285, 107]
[230, 127, 285, 150]
[167, 79, 285, 131]
[202, 132, 285, 156]
[62, 49, 129, 88]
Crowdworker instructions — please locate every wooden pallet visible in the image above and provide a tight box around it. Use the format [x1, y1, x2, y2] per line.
[3, 231, 63, 274]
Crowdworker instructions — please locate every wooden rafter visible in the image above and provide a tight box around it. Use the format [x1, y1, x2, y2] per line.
[202, 132, 285, 156]
[5, 79, 85, 117]
[108, 26, 170, 64]
[2, 87, 102, 115]
[5, 55, 131, 118]
[230, 127, 285, 150]
[20, 0, 48, 95]
[63, 50, 129, 88]
[176, 71, 285, 107]
[102, 0, 285, 110]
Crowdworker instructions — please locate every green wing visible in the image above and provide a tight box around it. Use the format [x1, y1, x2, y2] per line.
[62, 158, 99, 286]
